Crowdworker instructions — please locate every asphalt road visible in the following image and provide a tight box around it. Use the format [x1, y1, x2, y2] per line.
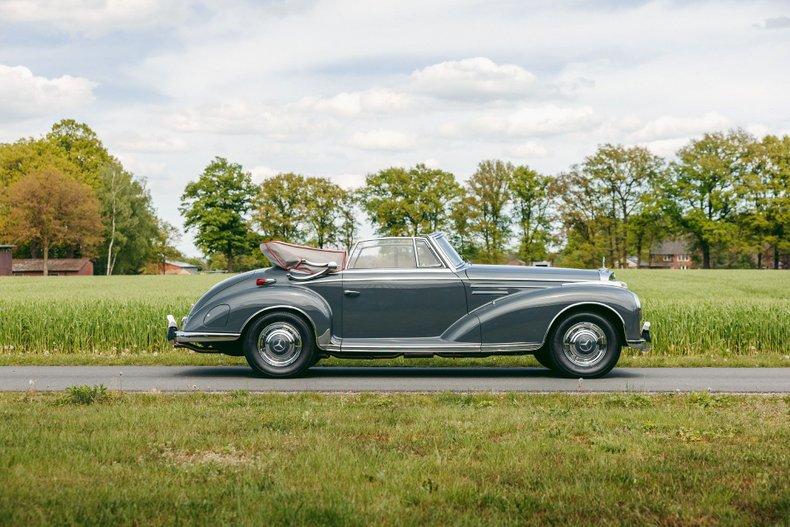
[1, 366, 788, 393]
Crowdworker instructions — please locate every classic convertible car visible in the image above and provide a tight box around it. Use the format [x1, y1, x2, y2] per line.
[167, 233, 650, 378]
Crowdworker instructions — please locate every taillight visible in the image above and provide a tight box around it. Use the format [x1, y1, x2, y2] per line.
[256, 278, 275, 287]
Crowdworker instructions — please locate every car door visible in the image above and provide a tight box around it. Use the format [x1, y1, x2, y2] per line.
[341, 238, 468, 339]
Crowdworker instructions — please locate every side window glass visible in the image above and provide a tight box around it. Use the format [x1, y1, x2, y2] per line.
[415, 239, 443, 268]
[350, 240, 416, 269]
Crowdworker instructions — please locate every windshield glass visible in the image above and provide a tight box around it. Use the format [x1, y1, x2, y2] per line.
[432, 234, 465, 268]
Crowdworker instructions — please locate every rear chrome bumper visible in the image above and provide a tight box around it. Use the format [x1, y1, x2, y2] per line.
[626, 321, 651, 351]
[166, 314, 240, 346]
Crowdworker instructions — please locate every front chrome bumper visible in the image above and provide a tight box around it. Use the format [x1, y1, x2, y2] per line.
[166, 314, 240, 347]
[626, 321, 652, 351]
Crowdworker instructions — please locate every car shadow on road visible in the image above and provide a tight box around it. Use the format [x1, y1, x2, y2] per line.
[175, 366, 640, 380]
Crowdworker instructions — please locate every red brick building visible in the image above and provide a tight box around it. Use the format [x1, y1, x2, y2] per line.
[649, 239, 696, 269]
[12, 258, 94, 276]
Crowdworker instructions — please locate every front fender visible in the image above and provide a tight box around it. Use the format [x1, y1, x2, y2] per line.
[184, 278, 333, 347]
[474, 284, 641, 345]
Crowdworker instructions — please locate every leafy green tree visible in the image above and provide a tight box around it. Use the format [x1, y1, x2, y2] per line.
[582, 145, 665, 267]
[338, 190, 359, 251]
[180, 157, 257, 271]
[465, 160, 512, 263]
[303, 177, 347, 248]
[254, 173, 308, 243]
[740, 135, 789, 268]
[667, 130, 753, 268]
[510, 165, 555, 263]
[449, 192, 481, 261]
[3, 168, 102, 275]
[360, 164, 461, 236]
[555, 165, 610, 268]
[46, 119, 115, 189]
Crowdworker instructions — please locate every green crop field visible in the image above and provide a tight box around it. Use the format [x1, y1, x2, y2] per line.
[0, 392, 787, 526]
[0, 270, 788, 366]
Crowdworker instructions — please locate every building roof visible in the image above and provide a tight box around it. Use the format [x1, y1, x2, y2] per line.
[650, 239, 691, 255]
[165, 260, 199, 269]
[12, 258, 91, 273]
[0, 245, 15, 249]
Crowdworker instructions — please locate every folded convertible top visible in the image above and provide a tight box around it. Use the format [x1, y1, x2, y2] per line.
[260, 240, 346, 273]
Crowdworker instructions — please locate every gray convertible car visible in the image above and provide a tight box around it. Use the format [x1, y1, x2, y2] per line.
[167, 233, 650, 378]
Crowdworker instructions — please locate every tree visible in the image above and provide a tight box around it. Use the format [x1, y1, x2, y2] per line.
[465, 160, 512, 263]
[45, 119, 114, 189]
[510, 165, 555, 263]
[668, 130, 753, 268]
[302, 177, 347, 248]
[740, 135, 789, 268]
[449, 192, 481, 261]
[360, 164, 461, 236]
[582, 145, 665, 267]
[555, 166, 610, 268]
[254, 173, 309, 243]
[338, 191, 359, 251]
[3, 168, 102, 275]
[180, 157, 256, 271]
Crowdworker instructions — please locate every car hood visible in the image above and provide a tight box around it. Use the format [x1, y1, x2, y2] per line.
[463, 264, 606, 283]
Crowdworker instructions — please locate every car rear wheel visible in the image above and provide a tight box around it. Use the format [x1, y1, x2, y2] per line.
[243, 312, 316, 377]
[547, 312, 621, 378]
[532, 348, 554, 370]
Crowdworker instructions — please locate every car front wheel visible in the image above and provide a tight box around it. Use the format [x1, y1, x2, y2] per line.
[243, 312, 316, 377]
[547, 312, 621, 378]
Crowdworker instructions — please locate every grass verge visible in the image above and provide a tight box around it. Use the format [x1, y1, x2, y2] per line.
[0, 392, 787, 526]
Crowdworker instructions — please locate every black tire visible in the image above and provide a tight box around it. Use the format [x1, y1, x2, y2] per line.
[532, 347, 554, 370]
[547, 312, 621, 378]
[243, 312, 316, 378]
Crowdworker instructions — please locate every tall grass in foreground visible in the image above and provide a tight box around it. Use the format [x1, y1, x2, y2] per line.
[0, 270, 787, 357]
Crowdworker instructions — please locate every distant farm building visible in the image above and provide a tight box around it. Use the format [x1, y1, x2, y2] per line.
[12, 258, 94, 276]
[649, 239, 696, 269]
[162, 260, 199, 275]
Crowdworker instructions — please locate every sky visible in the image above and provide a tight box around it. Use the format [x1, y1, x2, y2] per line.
[0, 0, 788, 256]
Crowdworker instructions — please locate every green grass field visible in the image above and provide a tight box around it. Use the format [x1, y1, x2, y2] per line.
[0, 270, 788, 366]
[0, 392, 786, 526]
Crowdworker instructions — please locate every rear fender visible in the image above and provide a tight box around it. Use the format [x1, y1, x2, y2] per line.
[184, 280, 333, 347]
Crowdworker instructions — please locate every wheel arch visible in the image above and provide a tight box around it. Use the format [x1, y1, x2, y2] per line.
[543, 302, 626, 348]
[239, 305, 320, 343]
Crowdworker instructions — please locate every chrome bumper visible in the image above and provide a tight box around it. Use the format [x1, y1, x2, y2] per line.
[166, 314, 240, 346]
[627, 321, 652, 351]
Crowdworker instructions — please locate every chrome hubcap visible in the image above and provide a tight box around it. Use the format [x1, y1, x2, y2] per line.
[258, 322, 302, 367]
[562, 322, 607, 367]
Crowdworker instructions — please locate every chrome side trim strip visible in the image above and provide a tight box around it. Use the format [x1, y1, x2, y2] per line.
[175, 331, 240, 343]
[481, 342, 542, 352]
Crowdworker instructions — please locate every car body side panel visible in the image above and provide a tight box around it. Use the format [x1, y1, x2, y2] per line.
[473, 284, 641, 345]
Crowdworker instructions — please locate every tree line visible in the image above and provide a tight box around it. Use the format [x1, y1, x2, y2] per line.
[0, 120, 180, 275]
[1, 121, 787, 274]
[182, 129, 787, 271]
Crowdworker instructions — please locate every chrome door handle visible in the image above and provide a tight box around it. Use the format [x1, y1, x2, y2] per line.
[344, 290, 360, 297]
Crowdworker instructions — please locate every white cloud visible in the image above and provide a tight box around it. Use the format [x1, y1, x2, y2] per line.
[116, 133, 188, 153]
[249, 165, 277, 184]
[507, 142, 548, 158]
[441, 105, 598, 139]
[630, 112, 731, 141]
[410, 57, 537, 101]
[348, 129, 416, 151]
[0, 64, 95, 120]
[166, 100, 332, 138]
[0, 0, 189, 36]
[293, 88, 412, 117]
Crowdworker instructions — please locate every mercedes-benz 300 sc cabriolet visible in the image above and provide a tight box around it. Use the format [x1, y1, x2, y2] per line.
[167, 233, 650, 378]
